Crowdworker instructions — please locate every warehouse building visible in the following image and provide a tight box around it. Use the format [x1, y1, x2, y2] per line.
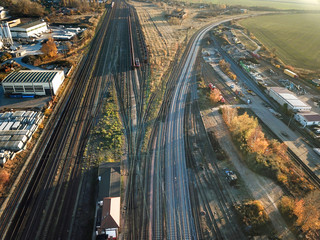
[10, 20, 47, 38]
[2, 70, 65, 96]
[295, 112, 320, 127]
[269, 87, 311, 112]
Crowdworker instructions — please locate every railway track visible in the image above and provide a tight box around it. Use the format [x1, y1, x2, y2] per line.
[184, 83, 247, 239]
[0, 5, 116, 240]
[200, 59, 239, 105]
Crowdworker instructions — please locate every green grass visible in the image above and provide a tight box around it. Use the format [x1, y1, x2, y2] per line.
[182, 0, 320, 10]
[239, 13, 320, 70]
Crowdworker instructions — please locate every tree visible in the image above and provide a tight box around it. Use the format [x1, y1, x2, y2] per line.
[246, 127, 269, 154]
[0, 170, 10, 191]
[41, 38, 57, 58]
[10, 0, 45, 17]
[279, 196, 295, 220]
[293, 191, 320, 232]
[222, 106, 237, 127]
[209, 88, 222, 103]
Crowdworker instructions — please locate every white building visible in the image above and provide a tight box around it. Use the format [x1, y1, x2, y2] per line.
[2, 70, 65, 96]
[269, 87, 311, 112]
[295, 112, 320, 127]
[10, 20, 47, 38]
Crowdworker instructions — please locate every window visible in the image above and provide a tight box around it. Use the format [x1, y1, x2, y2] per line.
[14, 85, 24, 92]
[24, 86, 34, 92]
[34, 85, 44, 92]
[4, 86, 14, 92]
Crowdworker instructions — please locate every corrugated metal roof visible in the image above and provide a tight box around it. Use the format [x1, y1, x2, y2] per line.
[3, 71, 58, 83]
[14, 20, 46, 29]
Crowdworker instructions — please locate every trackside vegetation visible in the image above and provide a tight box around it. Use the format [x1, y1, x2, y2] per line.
[85, 89, 123, 164]
[221, 106, 314, 196]
[279, 192, 320, 238]
[235, 200, 271, 235]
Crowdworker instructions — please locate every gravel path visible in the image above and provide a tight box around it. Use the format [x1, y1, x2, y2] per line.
[202, 107, 296, 240]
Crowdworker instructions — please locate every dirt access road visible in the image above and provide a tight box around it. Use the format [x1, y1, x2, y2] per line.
[202, 108, 295, 239]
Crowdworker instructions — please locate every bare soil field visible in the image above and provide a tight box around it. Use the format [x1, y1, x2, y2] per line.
[130, 0, 226, 93]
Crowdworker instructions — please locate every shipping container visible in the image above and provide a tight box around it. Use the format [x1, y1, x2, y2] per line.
[284, 69, 298, 78]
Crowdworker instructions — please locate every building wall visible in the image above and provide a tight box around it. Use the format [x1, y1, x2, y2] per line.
[269, 89, 287, 106]
[294, 114, 320, 127]
[51, 71, 65, 95]
[269, 88, 311, 112]
[3, 82, 48, 95]
[10, 22, 47, 38]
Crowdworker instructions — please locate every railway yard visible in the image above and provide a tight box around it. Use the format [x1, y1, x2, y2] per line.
[0, 0, 319, 240]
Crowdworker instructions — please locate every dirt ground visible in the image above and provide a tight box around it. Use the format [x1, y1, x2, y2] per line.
[201, 107, 296, 239]
[130, 0, 225, 93]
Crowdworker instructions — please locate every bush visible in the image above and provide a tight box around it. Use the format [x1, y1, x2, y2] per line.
[0, 170, 10, 192]
[235, 200, 270, 233]
[279, 196, 295, 222]
[222, 106, 313, 195]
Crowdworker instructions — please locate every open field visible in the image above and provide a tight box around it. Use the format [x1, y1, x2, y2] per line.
[183, 0, 320, 10]
[239, 13, 320, 71]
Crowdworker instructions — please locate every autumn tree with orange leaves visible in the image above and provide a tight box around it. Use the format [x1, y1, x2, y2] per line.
[41, 38, 57, 58]
[221, 106, 313, 195]
[0, 169, 10, 192]
[209, 88, 222, 103]
[294, 191, 320, 233]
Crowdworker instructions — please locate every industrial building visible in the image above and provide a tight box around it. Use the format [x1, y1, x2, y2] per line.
[10, 20, 47, 38]
[269, 87, 311, 112]
[96, 197, 120, 240]
[295, 112, 320, 127]
[0, 22, 13, 45]
[2, 70, 65, 96]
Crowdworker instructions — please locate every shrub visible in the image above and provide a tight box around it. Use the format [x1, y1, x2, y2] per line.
[0, 170, 10, 192]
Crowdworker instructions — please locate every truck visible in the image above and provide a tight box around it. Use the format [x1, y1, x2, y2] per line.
[225, 170, 238, 185]
[247, 89, 256, 96]
[134, 58, 140, 68]
[284, 69, 298, 78]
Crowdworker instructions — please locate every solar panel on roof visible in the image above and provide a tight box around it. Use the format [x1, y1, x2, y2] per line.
[3, 71, 60, 84]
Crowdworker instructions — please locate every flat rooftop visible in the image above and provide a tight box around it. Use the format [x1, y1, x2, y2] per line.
[14, 20, 46, 29]
[270, 87, 310, 109]
[3, 70, 62, 84]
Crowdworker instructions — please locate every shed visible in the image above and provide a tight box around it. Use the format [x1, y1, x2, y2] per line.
[295, 112, 320, 127]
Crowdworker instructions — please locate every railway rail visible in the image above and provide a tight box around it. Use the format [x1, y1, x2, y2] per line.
[184, 84, 246, 239]
[0, 5, 116, 240]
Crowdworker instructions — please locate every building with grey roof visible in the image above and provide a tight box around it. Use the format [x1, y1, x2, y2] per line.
[2, 70, 65, 96]
[269, 87, 311, 112]
[10, 20, 47, 38]
[295, 112, 320, 127]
